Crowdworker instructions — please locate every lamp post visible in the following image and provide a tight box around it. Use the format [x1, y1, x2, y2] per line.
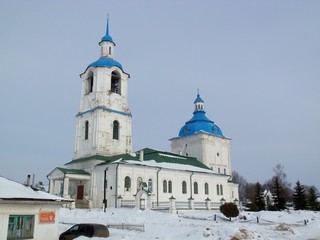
[103, 167, 108, 212]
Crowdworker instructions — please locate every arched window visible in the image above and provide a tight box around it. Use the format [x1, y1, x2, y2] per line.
[84, 121, 89, 140]
[182, 181, 187, 194]
[194, 182, 198, 194]
[148, 178, 153, 192]
[113, 121, 119, 140]
[205, 183, 209, 195]
[124, 176, 131, 191]
[220, 184, 223, 195]
[168, 181, 172, 193]
[109, 46, 112, 55]
[111, 71, 121, 94]
[86, 72, 94, 94]
[137, 177, 143, 191]
[163, 180, 167, 193]
[217, 184, 220, 195]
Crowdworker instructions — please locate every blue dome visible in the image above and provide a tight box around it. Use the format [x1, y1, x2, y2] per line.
[101, 34, 114, 43]
[194, 94, 204, 103]
[178, 93, 224, 137]
[179, 111, 223, 137]
[88, 57, 123, 70]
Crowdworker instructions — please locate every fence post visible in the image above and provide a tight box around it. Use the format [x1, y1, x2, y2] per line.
[188, 197, 194, 210]
[257, 217, 259, 223]
[169, 196, 176, 214]
[205, 197, 211, 210]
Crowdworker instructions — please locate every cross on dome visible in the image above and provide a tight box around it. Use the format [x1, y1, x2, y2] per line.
[101, 15, 114, 44]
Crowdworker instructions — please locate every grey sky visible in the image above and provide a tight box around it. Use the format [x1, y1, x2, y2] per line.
[1, 1, 319, 190]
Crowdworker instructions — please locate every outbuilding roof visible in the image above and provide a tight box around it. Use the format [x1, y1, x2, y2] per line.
[0, 176, 72, 202]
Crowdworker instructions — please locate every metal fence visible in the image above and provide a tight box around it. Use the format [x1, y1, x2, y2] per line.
[194, 202, 207, 209]
[107, 223, 145, 232]
[120, 200, 135, 208]
[152, 201, 170, 209]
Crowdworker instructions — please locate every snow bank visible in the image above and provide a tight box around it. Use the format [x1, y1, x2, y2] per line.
[59, 208, 320, 240]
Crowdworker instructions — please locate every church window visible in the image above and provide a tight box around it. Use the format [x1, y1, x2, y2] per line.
[124, 176, 131, 191]
[217, 152, 220, 157]
[182, 181, 187, 194]
[218, 168, 220, 173]
[194, 182, 198, 194]
[113, 121, 119, 140]
[148, 178, 153, 192]
[85, 71, 94, 94]
[217, 184, 220, 195]
[163, 180, 167, 193]
[111, 71, 121, 94]
[168, 181, 172, 193]
[84, 121, 89, 140]
[224, 168, 226, 175]
[109, 46, 112, 55]
[220, 184, 223, 195]
[205, 183, 209, 195]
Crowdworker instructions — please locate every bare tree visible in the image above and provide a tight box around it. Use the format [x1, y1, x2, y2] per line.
[232, 171, 248, 202]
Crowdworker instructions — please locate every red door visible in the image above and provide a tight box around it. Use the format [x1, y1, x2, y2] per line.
[77, 185, 84, 200]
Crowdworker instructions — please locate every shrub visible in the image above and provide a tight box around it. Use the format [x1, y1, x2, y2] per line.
[245, 202, 258, 212]
[220, 202, 239, 220]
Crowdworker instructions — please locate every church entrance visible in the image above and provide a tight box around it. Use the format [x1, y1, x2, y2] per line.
[77, 185, 84, 200]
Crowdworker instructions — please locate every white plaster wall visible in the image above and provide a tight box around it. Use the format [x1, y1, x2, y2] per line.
[171, 133, 232, 176]
[0, 203, 61, 240]
[74, 66, 131, 160]
[93, 163, 238, 208]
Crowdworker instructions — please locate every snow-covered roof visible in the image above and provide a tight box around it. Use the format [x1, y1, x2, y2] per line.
[122, 159, 215, 174]
[0, 176, 72, 202]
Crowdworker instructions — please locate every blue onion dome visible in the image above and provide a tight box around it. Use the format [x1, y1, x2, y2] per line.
[194, 94, 204, 103]
[179, 94, 224, 137]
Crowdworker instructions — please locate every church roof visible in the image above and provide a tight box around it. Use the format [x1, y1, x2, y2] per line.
[56, 167, 90, 176]
[178, 94, 224, 138]
[95, 148, 215, 174]
[88, 58, 123, 70]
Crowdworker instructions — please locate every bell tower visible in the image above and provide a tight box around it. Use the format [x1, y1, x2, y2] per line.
[73, 18, 132, 159]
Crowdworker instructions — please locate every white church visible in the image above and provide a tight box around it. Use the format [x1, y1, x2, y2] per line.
[47, 20, 239, 210]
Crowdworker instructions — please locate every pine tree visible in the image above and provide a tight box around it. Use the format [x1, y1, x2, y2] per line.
[308, 187, 319, 211]
[293, 181, 307, 210]
[254, 182, 265, 211]
[272, 176, 286, 210]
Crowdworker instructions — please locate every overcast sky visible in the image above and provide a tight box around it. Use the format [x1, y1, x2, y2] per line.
[1, 1, 319, 190]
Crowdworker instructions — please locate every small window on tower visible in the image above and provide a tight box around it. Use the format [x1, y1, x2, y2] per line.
[85, 72, 94, 94]
[111, 71, 121, 94]
[84, 121, 89, 140]
[113, 121, 119, 140]
[109, 46, 112, 55]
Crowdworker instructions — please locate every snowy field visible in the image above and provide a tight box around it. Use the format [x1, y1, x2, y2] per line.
[59, 208, 320, 240]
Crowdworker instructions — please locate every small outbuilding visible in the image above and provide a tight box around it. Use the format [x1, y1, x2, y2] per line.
[0, 176, 72, 240]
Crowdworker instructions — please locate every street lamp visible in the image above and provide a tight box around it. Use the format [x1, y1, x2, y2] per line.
[103, 167, 108, 212]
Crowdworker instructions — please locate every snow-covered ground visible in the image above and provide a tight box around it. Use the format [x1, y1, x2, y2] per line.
[59, 208, 320, 240]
